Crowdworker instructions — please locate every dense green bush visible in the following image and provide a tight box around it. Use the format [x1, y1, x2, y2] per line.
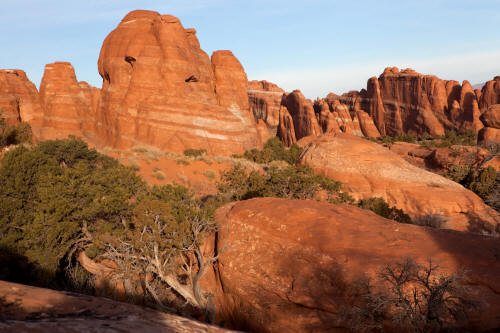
[240, 137, 303, 165]
[216, 164, 350, 203]
[183, 148, 207, 158]
[0, 138, 145, 283]
[444, 165, 497, 202]
[357, 197, 412, 223]
[0, 112, 33, 148]
[421, 130, 477, 148]
[0, 138, 222, 314]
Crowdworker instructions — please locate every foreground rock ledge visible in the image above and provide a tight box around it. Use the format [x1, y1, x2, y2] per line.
[0, 280, 231, 333]
[206, 198, 500, 332]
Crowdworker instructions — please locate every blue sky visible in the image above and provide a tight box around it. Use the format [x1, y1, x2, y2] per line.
[1, 0, 500, 98]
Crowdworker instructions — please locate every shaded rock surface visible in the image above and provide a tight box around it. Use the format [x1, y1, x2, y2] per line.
[248, 80, 284, 140]
[208, 198, 500, 332]
[0, 280, 232, 332]
[298, 133, 499, 232]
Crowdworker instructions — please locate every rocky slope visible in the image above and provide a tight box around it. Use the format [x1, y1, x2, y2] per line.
[297, 133, 499, 232]
[0, 280, 230, 332]
[206, 198, 500, 332]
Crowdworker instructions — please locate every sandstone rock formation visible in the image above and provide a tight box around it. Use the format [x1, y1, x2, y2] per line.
[96, 10, 261, 155]
[78, 81, 101, 115]
[208, 198, 500, 332]
[389, 142, 490, 171]
[0, 280, 229, 332]
[282, 90, 321, 140]
[356, 109, 381, 137]
[478, 127, 500, 146]
[479, 76, 500, 111]
[0, 69, 43, 135]
[332, 67, 494, 137]
[480, 104, 500, 128]
[38, 62, 96, 141]
[276, 105, 297, 146]
[247, 80, 284, 133]
[297, 133, 499, 232]
[276, 88, 383, 145]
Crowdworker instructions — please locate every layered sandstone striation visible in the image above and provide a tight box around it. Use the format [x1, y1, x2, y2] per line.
[38, 62, 97, 141]
[0, 69, 43, 135]
[208, 198, 500, 332]
[297, 133, 499, 232]
[96, 10, 261, 155]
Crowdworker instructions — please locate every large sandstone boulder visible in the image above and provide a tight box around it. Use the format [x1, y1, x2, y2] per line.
[96, 10, 260, 155]
[479, 76, 500, 111]
[38, 62, 97, 141]
[0, 69, 43, 135]
[478, 127, 500, 146]
[208, 198, 500, 332]
[298, 133, 499, 232]
[0, 280, 228, 332]
[480, 104, 500, 128]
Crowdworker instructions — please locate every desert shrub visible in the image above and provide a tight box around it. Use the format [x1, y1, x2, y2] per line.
[380, 135, 395, 146]
[483, 177, 500, 212]
[128, 160, 141, 171]
[183, 148, 207, 158]
[413, 213, 448, 229]
[203, 170, 217, 180]
[423, 130, 477, 148]
[0, 138, 146, 284]
[0, 112, 33, 148]
[444, 165, 497, 203]
[393, 133, 417, 143]
[152, 170, 166, 180]
[465, 166, 497, 198]
[241, 137, 303, 165]
[130, 146, 149, 153]
[0, 138, 223, 317]
[443, 164, 471, 183]
[357, 197, 412, 224]
[217, 164, 346, 203]
[348, 258, 476, 332]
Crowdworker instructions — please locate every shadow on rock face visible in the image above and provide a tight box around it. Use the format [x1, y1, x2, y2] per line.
[0, 279, 229, 332]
